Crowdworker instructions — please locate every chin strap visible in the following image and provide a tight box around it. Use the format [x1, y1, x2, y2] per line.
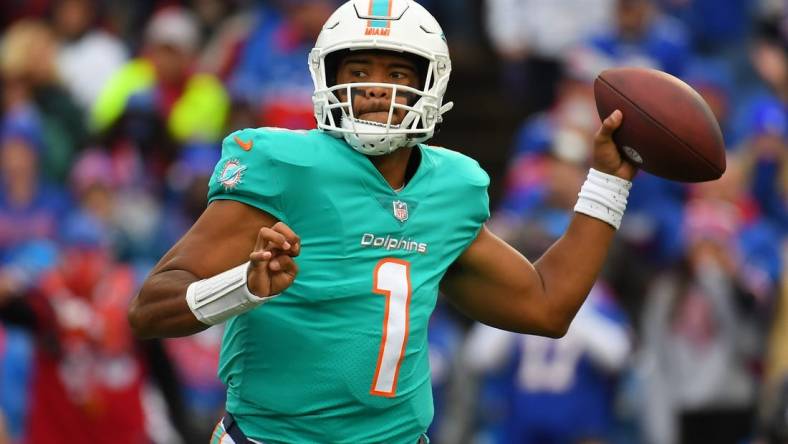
[439, 101, 454, 117]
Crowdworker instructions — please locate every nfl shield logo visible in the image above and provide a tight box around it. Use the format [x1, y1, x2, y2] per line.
[392, 200, 409, 222]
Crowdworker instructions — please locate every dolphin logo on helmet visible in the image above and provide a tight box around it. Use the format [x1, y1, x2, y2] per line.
[309, 0, 454, 156]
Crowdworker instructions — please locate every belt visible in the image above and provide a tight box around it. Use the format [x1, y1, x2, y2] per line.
[222, 412, 429, 444]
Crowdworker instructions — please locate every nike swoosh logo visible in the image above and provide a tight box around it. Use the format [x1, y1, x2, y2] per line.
[234, 136, 253, 151]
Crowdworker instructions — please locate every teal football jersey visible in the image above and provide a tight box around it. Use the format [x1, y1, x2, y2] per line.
[208, 128, 489, 444]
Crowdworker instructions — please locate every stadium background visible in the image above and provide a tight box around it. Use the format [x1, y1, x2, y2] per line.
[0, 0, 785, 443]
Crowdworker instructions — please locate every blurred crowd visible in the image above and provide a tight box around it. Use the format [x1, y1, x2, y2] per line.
[0, 0, 785, 444]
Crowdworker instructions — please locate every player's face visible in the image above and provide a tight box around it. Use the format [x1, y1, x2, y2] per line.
[335, 51, 420, 125]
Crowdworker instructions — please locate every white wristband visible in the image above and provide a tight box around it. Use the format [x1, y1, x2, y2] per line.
[186, 262, 278, 325]
[573, 168, 632, 230]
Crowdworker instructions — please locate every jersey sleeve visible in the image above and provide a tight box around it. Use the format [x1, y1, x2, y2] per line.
[434, 149, 490, 259]
[207, 128, 289, 221]
[459, 159, 491, 248]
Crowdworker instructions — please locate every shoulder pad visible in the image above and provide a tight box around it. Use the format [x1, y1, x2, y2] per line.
[423, 145, 489, 188]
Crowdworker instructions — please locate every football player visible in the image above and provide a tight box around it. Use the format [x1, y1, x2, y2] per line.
[128, 1, 637, 442]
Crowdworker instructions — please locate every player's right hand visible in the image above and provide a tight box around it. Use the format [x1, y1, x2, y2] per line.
[247, 222, 301, 298]
[592, 110, 638, 181]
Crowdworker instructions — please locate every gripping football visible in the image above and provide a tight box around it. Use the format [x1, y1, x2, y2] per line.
[594, 67, 726, 182]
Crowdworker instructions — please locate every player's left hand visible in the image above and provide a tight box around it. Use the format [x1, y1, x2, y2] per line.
[247, 222, 301, 298]
[592, 110, 638, 181]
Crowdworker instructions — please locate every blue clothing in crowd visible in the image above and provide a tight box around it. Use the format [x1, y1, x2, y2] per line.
[587, 13, 692, 76]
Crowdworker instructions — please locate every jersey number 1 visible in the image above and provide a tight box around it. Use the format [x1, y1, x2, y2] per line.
[370, 258, 412, 397]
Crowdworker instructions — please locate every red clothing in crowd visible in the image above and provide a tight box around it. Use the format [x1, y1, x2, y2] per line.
[21, 251, 147, 444]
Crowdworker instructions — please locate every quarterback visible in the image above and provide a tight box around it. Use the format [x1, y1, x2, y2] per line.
[128, 0, 636, 443]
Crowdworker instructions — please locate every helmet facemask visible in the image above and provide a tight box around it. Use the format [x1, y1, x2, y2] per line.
[314, 51, 446, 155]
[309, 0, 453, 155]
[312, 54, 453, 155]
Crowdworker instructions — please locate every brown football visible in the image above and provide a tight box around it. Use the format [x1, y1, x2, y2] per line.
[594, 67, 726, 182]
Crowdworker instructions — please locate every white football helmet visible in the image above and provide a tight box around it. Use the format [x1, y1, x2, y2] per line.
[309, 0, 453, 155]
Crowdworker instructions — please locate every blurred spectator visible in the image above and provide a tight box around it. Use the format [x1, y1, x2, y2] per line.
[613, 177, 687, 286]
[659, 0, 754, 56]
[733, 15, 788, 238]
[751, 17, 788, 95]
[464, 284, 632, 444]
[190, 0, 241, 44]
[54, 0, 129, 113]
[576, 0, 693, 77]
[692, 157, 782, 301]
[163, 328, 224, 443]
[226, 0, 335, 130]
[661, 0, 758, 114]
[91, 6, 229, 145]
[197, 6, 257, 83]
[0, 109, 70, 260]
[67, 148, 165, 268]
[484, 0, 614, 111]
[0, 21, 57, 96]
[637, 167, 773, 444]
[734, 16, 788, 138]
[735, 98, 788, 235]
[157, 144, 220, 255]
[0, 240, 57, 443]
[0, 217, 149, 444]
[0, 19, 87, 181]
[683, 59, 736, 143]
[68, 150, 119, 231]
